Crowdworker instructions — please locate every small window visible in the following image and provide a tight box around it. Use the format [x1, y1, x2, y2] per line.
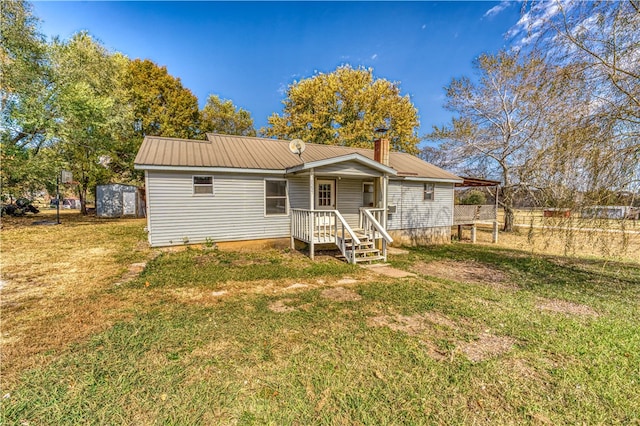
[193, 176, 213, 195]
[424, 183, 435, 201]
[265, 179, 288, 215]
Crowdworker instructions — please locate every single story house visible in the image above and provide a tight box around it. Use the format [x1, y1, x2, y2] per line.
[134, 133, 463, 263]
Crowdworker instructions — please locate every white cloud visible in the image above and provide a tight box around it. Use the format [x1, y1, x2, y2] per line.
[507, 0, 573, 46]
[421, 24, 426, 30]
[371, 53, 378, 60]
[484, 1, 511, 18]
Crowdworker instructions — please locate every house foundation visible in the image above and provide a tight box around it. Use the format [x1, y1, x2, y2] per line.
[388, 226, 450, 246]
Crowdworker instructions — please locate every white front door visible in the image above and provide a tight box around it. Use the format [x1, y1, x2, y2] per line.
[315, 179, 335, 210]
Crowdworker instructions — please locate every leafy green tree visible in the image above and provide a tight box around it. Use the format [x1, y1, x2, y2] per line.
[123, 59, 200, 139]
[0, 0, 58, 198]
[49, 32, 127, 213]
[200, 94, 256, 136]
[459, 190, 487, 205]
[104, 58, 202, 183]
[0, 0, 52, 149]
[264, 65, 420, 153]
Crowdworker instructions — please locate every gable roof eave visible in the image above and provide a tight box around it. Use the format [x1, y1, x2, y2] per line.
[285, 153, 398, 175]
[134, 164, 286, 175]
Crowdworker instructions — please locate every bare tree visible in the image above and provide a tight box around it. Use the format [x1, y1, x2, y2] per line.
[428, 50, 560, 231]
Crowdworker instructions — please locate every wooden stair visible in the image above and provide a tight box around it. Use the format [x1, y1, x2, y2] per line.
[340, 231, 385, 264]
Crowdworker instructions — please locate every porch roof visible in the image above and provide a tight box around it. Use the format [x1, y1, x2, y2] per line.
[285, 153, 397, 176]
[134, 133, 462, 182]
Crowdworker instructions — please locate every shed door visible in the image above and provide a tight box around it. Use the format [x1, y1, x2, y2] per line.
[122, 192, 136, 216]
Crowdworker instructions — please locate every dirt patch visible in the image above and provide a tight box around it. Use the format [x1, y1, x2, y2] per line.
[268, 299, 298, 313]
[320, 287, 362, 302]
[536, 298, 599, 317]
[114, 262, 148, 285]
[284, 283, 309, 291]
[413, 260, 515, 290]
[363, 265, 416, 278]
[367, 311, 460, 336]
[368, 311, 515, 362]
[459, 333, 516, 362]
[368, 313, 428, 335]
[368, 312, 457, 361]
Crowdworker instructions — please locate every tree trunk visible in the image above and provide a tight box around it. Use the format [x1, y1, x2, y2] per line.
[503, 205, 515, 232]
[78, 171, 89, 215]
[501, 182, 515, 232]
[78, 185, 88, 215]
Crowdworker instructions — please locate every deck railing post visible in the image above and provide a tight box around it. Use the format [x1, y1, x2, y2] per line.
[492, 221, 498, 243]
[309, 211, 315, 260]
[290, 211, 294, 249]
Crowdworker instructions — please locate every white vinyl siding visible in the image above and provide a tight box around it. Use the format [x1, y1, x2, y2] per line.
[146, 171, 290, 247]
[314, 161, 382, 177]
[288, 176, 310, 209]
[387, 181, 454, 230]
[335, 178, 363, 228]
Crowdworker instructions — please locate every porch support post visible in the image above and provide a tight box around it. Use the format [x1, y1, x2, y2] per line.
[309, 168, 315, 260]
[458, 225, 462, 241]
[471, 223, 477, 243]
[309, 168, 315, 210]
[382, 175, 388, 229]
[492, 221, 499, 243]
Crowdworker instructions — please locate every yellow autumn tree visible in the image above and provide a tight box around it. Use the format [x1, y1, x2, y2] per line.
[263, 65, 420, 154]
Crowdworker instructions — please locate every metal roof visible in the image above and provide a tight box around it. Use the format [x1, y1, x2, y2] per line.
[134, 133, 462, 181]
[455, 177, 501, 187]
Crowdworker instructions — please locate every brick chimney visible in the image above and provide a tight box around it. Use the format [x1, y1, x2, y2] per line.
[374, 138, 390, 166]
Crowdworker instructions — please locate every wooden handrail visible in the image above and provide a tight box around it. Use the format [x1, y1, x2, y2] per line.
[361, 208, 393, 244]
[334, 210, 361, 246]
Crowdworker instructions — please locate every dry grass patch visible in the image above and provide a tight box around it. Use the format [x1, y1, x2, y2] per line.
[458, 333, 516, 362]
[268, 298, 298, 313]
[412, 260, 516, 290]
[320, 287, 362, 302]
[367, 310, 515, 362]
[536, 298, 600, 317]
[471, 225, 640, 263]
[0, 211, 153, 386]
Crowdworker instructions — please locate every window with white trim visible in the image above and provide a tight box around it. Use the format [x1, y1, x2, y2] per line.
[424, 183, 435, 201]
[363, 182, 374, 207]
[265, 179, 288, 215]
[193, 176, 213, 195]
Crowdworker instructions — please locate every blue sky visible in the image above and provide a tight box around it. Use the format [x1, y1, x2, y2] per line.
[32, 1, 521, 142]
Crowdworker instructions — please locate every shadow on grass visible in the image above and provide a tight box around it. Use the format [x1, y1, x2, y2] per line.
[397, 244, 640, 302]
[133, 248, 360, 289]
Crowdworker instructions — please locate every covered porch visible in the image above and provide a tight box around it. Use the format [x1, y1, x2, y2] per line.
[285, 153, 395, 263]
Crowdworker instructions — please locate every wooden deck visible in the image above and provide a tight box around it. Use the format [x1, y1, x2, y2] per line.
[453, 205, 499, 243]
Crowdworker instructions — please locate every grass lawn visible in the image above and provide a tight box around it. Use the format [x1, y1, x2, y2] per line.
[1, 211, 639, 424]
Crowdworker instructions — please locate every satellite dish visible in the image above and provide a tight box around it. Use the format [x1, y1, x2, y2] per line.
[288, 139, 306, 157]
